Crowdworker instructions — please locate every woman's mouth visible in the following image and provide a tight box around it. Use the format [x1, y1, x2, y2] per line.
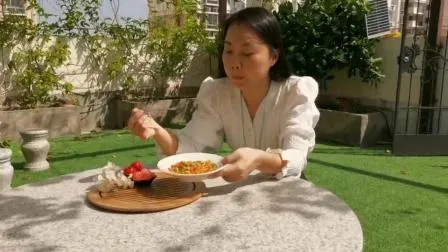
[231, 75, 244, 80]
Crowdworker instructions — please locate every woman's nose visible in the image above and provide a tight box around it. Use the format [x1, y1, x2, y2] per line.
[231, 64, 241, 70]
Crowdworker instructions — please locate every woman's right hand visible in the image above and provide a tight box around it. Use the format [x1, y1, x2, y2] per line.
[127, 108, 161, 140]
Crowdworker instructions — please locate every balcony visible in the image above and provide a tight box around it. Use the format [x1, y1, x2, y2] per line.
[204, 0, 219, 6]
[409, 5, 428, 15]
[4, 5, 26, 16]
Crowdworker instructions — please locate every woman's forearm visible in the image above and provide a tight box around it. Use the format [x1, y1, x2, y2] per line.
[255, 151, 285, 175]
[153, 127, 179, 156]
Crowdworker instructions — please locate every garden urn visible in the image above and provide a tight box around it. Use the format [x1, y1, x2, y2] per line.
[20, 129, 50, 171]
[0, 148, 14, 191]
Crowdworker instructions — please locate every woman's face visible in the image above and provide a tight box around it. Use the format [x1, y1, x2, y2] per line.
[222, 23, 278, 89]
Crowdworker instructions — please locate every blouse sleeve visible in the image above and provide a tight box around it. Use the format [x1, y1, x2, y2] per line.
[175, 77, 225, 154]
[275, 76, 320, 179]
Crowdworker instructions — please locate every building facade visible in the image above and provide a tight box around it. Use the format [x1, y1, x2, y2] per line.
[389, 0, 431, 35]
[0, 0, 35, 21]
[148, 0, 278, 38]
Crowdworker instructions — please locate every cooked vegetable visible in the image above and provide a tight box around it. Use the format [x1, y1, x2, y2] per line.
[169, 160, 217, 174]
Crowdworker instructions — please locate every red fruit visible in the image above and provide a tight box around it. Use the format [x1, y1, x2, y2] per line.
[133, 169, 156, 182]
[123, 167, 132, 176]
[131, 161, 143, 171]
[123, 166, 137, 176]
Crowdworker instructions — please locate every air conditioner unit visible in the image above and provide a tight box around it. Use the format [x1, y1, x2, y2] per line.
[365, 0, 392, 39]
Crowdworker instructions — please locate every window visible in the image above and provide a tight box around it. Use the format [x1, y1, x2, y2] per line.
[204, 6, 218, 13]
[8, 0, 21, 7]
[207, 30, 216, 37]
[5, 0, 26, 15]
[206, 13, 218, 26]
[204, 0, 219, 6]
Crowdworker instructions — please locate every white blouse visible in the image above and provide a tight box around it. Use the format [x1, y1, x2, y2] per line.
[171, 75, 320, 179]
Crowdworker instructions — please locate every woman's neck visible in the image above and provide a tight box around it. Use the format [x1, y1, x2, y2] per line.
[240, 78, 271, 116]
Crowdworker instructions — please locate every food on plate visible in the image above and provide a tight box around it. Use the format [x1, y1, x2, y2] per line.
[95, 161, 157, 192]
[169, 160, 217, 174]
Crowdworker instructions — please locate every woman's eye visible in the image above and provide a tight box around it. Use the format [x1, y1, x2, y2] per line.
[243, 52, 254, 57]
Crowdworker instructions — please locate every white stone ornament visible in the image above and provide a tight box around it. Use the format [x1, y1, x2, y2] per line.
[20, 129, 50, 171]
[0, 148, 14, 191]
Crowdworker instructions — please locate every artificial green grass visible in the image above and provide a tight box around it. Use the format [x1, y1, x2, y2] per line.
[8, 130, 448, 252]
[307, 144, 448, 252]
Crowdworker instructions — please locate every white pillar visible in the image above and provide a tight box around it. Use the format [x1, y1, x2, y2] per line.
[229, 0, 235, 13]
[292, 0, 298, 12]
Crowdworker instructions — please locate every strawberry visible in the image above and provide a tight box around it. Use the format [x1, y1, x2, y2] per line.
[123, 166, 136, 177]
[130, 161, 143, 171]
[123, 167, 131, 176]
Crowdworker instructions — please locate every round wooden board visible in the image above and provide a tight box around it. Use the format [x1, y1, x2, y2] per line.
[87, 172, 206, 213]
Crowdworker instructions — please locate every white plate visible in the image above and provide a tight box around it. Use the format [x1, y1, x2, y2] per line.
[157, 153, 224, 182]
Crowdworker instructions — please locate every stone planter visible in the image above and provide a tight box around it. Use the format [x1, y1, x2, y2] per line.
[20, 129, 50, 171]
[0, 148, 14, 191]
[315, 109, 391, 147]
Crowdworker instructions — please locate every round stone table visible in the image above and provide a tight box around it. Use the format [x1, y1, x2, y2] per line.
[0, 168, 363, 252]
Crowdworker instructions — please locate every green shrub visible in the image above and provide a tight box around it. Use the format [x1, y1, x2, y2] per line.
[274, 0, 385, 88]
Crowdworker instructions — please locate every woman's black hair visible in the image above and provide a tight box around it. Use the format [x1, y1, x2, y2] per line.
[217, 7, 291, 82]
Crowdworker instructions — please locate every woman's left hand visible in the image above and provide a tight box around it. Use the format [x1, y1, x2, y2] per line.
[220, 147, 264, 182]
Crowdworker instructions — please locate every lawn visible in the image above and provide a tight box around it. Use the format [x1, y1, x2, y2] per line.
[8, 130, 448, 252]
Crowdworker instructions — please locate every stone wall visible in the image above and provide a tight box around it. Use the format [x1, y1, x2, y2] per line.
[0, 106, 82, 141]
[0, 94, 198, 141]
[315, 109, 392, 147]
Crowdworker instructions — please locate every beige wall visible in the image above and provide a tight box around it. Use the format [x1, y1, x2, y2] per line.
[1, 32, 446, 135]
[322, 33, 448, 135]
[432, 33, 448, 134]
[0, 37, 216, 100]
[321, 37, 426, 134]
[438, 0, 448, 44]
[322, 37, 423, 108]
[0, 35, 415, 125]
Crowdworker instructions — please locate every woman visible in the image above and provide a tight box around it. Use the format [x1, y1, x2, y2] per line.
[128, 7, 320, 182]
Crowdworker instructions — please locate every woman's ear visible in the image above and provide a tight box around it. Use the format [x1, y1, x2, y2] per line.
[270, 49, 279, 67]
